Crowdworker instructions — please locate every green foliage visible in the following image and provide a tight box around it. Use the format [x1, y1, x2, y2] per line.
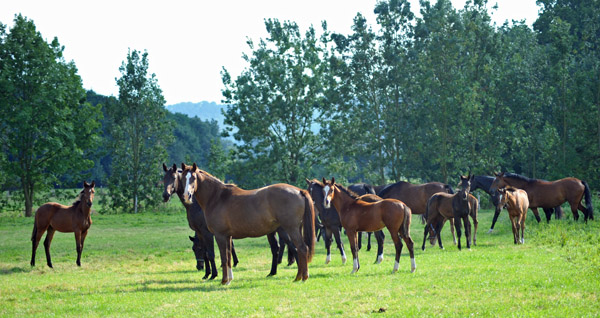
[0, 15, 102, 216]
[166, 112, 221, 167]
[105, 49, 173, 213]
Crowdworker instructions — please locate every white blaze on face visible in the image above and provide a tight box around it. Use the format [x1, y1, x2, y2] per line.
[323, 185, 331, 208]
[185, 172, 193, 201]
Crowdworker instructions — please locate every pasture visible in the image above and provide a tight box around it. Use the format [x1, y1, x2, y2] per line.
[1, 202, 599, 317]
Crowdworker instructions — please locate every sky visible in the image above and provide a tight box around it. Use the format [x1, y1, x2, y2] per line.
[1, 0, 541, 105]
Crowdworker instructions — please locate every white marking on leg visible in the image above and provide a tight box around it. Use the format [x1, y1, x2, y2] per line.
[411, 258, 416, 273]
[228, 266, 233, 281]
[325, 253, 331, 264]
[351, 258, 358, 274]
[393, 261, 399, 273]
[341, 251, 347, 264]
[376, 254, 383, 264]
[487, 228, 494, 234]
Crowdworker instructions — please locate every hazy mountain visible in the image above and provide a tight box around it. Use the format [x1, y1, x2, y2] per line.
[165, 101, 226, 128]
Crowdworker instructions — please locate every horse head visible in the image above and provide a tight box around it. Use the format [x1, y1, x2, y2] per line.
[82, 181, 95, 207]
[489, 172, 507, 193]
[180, 163, 200, 205]
[458, 175, 473, 200]
[322, 177, 336, 209]
[162, 163, 179, 202]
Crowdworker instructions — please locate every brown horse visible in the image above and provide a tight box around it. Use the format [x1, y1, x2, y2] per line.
[422, 175, 478, 251]
[180, 163, 315, 285]
[322, 177, 416, 274]
[497, 187, 529, 244]
[31, 181, 95, 268]
[490, 172, 594, 223]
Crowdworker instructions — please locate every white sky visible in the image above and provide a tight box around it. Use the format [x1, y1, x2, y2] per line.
[1, 0, 540, 105]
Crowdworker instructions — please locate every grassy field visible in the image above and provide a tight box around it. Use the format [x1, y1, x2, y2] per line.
[1, 201, 599, 317]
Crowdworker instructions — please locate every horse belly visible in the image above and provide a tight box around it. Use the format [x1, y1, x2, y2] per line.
[49, 210, 75, 232]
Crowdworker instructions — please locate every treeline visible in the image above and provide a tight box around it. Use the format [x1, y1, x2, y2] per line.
[218, 0, 600, 191]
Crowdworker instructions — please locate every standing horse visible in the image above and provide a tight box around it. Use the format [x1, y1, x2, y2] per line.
[471, 175, 563, 232]
[180, 163, 315, 285]
[348, 183, 385, 253]
[490, 172, 594, 223]
[497, 187, 529, 244]
[422, 175, 476, 251]
[31, 181, 95, 268]
[322, 177, 416, 274]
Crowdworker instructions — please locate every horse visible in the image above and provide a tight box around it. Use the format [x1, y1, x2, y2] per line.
[471, 175, 563, 232]
[31, 181, 96, 268]
[426, 192, 479, 248]
[348, 183, 385, 253]
[163, 164, 295, 279]
[490, 172, 594, 223]
[322, 177, 416, 274]
[180, 163, 315, 285]
[422, 175, 476, 251]
[497, 187, 529, 244]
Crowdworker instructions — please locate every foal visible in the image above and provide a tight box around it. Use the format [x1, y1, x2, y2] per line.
[497, 187, 529, 244]
[31, 181, 95, 268]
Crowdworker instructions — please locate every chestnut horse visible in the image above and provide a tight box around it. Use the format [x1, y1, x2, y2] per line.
[322, 178, 416, 274]
[422, 175, 478, 251]
[31, 181, 95, 268]
[348, 183, 385, 253]
[490, 172, 594, 223]
[497, 187, 529, 244]
[180, 163, 315, 285]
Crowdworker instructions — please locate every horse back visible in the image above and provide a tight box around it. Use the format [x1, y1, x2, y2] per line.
[381, 182, 446, 215]
[35, 202, 84, 233]
[426, 192, 454, 220]
[520, 177, 583, 208]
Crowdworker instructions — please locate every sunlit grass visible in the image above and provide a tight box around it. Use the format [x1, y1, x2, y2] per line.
[1, 204, 599, 317]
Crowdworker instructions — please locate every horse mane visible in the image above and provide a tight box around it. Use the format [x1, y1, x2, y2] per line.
[504, 172, 536, 183]
[72, 190, 84, 206]
[335, 184, 361, 200]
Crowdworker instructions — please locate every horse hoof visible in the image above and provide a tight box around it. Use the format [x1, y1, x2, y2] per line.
[266, 273, 275, 277]
[487, 229, 494, 234]
[341, 256, 347, 264]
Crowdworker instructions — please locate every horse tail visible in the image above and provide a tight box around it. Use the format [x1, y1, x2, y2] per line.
[400, 203, 412, 239]
[582, 180, 594, 220]
[300, 190, 316, 263]
[445, 184, 454, 194]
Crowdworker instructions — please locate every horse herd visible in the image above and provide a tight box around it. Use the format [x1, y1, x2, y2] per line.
[29, 164, 594, 286]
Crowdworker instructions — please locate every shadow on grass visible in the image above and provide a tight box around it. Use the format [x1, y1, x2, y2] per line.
[0, 266, 31, 275]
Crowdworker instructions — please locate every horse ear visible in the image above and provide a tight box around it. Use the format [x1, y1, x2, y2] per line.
[331, 177, 335, 185]
[84, 181, 89, 187]
[189, 236, 194, 242]
[90, 180, 95, 188]
[322, 177, 327, 184]
[494, 171, 500, 177]
[172, 164, 177, 171]
[163, 163, 167, 171]
[305, 178, 311, 185]
[181, 162, 186, 170]
[192, 163, 198, 171]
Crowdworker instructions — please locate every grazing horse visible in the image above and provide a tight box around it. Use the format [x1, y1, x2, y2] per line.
[348, 183, 385, 253]
[31, 181, 95, 268]
[422, 175, 476, 251]
[497, 187, 529, 244]
[490, 172, 594, 223]
[322, 178, 416, 274]
[471, 175, 563, 232]
[180, 163, 315, 285]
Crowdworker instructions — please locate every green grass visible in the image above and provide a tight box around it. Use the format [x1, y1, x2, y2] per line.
[0, 206, 599, 317]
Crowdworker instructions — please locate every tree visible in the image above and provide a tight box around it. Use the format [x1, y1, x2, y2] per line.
[221, 19, 330, 187]
[106, 49, 172, 213]
[0, 15, 102, 216]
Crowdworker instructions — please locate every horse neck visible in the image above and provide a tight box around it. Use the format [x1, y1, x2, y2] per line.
[76, 201, 91, 218]
[331, 186, 354, 214]
[473, 176, 494, 194]
[194, 174, 227, 211]
[504, 177, 530, 190]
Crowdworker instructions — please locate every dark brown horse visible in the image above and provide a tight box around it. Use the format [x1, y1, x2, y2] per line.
[490, 172, 594, 223]
[377, 180, 455, 217]
[31, 181, 96, 268]
[180, 163, 315, 285]
[422, 175, 477, 251]
[497, 187, 529, 244]
[322, 178, 416, 274]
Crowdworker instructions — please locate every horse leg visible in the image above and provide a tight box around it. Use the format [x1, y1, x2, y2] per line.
[471, 212, 478, 246]
[510, 215, 518, 244]
[387, 228, 402, 274]
[422, 222, 430, 251]
[357, 231, 363, 251]
[531, 207, 541, 223]
[453, 217, 462, 250]
[31, 222, 47, 267]
[374, 230, 385, 264]
[203, 231, 218, 280]
[284, 227, 308, 281]
[575, 201, 586, 222]
[464, 216, 471, 250]
[231, 241, 239, 267]
[266, 232, 279, 277]
[347, 230, 360, 274]
[77, 230, 89, 267]
[543, 208, 553, 223]
[75, 231, 83, 267]
[214, 234, 231, 285]
[449, 218, 457, 245]
[435, 219, 445, 250]
[367, 232, 372, 251]
[324, 227, 333, 264]
[399, 225, 416, 273]
[520, 213, 526, 244]
[333, 227, 347, 264]
[43, 227, 56, 268]
[488, 206, 501, 233]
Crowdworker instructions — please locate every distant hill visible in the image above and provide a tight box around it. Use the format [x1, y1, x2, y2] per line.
[165, 101, 226, 128]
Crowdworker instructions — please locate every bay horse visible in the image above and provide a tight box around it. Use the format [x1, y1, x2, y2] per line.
[471, 175, 563, 232]
[422, 175, 477, 251]
[490, 172, 594, 223]
[31, 181, 95, 268]
[180, 163, 315, 285]
[497, 187, 529, 244]
[322, 177, 416, 274]
[348, 183, 385, 254]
